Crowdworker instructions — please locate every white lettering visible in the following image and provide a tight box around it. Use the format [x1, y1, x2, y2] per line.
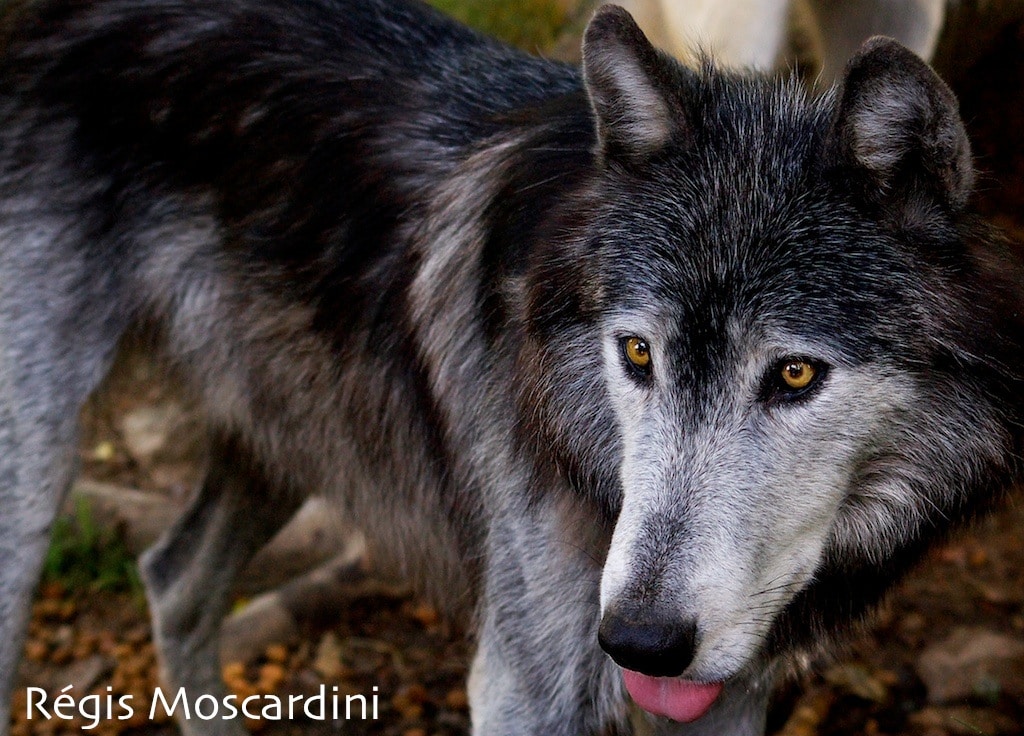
[150, 687, 190, 720]
[25, 688, 49, 720]
[345, 693, 366, 720]
[52, 685, 75, 720]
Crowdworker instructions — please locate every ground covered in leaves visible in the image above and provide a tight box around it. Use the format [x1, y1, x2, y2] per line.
[10, 9, 1024, 736]
[13, 579, 472, 736]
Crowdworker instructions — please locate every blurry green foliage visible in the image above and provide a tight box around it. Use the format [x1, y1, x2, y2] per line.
[43, 497, 143, 595]
[427, 0, 569, 51]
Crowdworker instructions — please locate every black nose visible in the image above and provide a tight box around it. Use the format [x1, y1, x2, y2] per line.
[598, 604, 697, 677]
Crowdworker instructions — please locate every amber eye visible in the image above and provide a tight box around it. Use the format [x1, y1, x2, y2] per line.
[622, 336, 652, 373]
[780, 360, 816, 390]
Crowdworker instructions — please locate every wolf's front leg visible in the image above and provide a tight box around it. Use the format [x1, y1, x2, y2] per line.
[464, 509, 773, 736]
[466, 513, 630, 736]
[470, 583, 770, 736]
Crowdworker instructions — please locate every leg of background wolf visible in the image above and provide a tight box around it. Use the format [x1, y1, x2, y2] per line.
[140, 432, 302, 736]
[467, 514, 627, 735]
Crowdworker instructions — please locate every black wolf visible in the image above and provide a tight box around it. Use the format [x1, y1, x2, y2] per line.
[1, 1, 1021, 734]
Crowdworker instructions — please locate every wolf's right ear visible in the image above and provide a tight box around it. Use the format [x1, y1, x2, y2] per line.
[582, 5, 686, 163]
[829, 36, 974, 212]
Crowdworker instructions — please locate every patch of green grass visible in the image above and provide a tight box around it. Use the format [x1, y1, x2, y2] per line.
[427, 0, 570, 51]
[43, 497, 143, 596]
[972, 675, 1002, 707]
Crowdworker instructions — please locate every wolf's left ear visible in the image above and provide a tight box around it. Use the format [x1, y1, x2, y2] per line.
[582, 5, 686, 163]
[829, 36, 974, 211]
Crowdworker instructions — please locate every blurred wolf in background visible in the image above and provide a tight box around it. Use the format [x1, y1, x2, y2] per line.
[607, 0, 948, 80]
[1, 1, 1023, 734]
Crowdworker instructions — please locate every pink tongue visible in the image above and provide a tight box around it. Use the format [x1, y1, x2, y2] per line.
[622, 670, 724, 722]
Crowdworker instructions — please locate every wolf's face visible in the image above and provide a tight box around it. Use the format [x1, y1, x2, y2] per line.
[556, 5, 1016, 720]
[596, 214, 932, 680]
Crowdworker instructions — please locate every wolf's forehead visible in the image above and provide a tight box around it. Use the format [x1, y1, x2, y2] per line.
[600, 211, 912, 366]
[591, 84, 916, 357]
[600, 132, 831, 254]
[601, 192, 844, 300]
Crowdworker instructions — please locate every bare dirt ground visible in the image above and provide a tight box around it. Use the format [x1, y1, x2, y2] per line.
[9, 16, 1024, 736]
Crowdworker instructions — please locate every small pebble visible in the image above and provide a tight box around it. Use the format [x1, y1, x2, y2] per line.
[444, 687, 469, 711]
[23, 639, 49, 661]
[257, 663, 286, 692]
[409, 603, 440, 628]
[265, 643, 289, 664]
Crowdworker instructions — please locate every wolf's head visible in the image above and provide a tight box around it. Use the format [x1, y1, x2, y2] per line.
[518, 4, 1024, 723]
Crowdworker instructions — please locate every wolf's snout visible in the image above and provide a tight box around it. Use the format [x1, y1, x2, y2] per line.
[597, 604, 697, 677]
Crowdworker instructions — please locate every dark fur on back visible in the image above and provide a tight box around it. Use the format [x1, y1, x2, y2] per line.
[0, 0, 591, 585]
[1, 0, 579, 327]
[2, 1, 1023, 733]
